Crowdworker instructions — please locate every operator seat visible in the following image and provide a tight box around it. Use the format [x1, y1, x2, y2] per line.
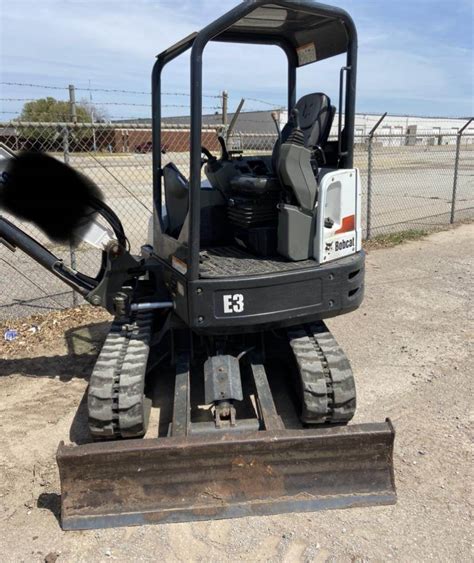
[272, 92, 335, 171]
[230, 93, 335, 196]
[275, 94, 335, 261]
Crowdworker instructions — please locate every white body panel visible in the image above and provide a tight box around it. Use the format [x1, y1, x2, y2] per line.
[81, 219, 115, 250]
[314, 168, 362, 264]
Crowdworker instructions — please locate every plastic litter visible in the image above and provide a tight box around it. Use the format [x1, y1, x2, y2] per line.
[4, 329, 18, 341]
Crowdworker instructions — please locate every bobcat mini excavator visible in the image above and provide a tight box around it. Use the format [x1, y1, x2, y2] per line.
[0, 0, 396, 530]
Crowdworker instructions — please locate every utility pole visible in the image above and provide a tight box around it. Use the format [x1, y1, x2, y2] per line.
[222, 90, 228, 126]
[68, 84, 77, 124]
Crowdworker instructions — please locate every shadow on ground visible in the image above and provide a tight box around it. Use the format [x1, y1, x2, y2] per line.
[69, 388, 91, 445]
[0, 321, 110, 381]
[37, 493, 62, 525]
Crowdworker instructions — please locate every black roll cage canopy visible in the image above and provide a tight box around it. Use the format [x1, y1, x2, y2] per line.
[152, 0, 358, 281]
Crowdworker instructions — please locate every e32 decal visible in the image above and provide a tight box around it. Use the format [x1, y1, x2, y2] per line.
[223, 293, 244, 314]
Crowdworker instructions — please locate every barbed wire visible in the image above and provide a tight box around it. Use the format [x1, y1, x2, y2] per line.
[2, 84, 472, 121]
[0, 98, 39, 102]
[1, 82, 67, 91]
[0, 112, 274, 122]
[1, 82, 221, 99]
[0, 98, 220, 112]
[245, 97, 284, 108]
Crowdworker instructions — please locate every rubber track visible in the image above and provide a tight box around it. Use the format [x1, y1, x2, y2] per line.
[88, 311, 153, 440]
[288, 322, 356, 424]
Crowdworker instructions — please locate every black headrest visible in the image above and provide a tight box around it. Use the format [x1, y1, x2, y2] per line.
[272, 93, 334, 172]
[297, 93, 330, 144]
[291, 93, 332, 147]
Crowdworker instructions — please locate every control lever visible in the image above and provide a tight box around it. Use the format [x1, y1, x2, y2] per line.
[286, 108, 304, 146]
[271, 111, 281, 143]
[291, 108, 301, 129]
[217, 135, 230, 161]
[313, 145, 327, 165]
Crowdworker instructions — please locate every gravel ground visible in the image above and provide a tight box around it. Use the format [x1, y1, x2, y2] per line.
[0, 224, 472, 562]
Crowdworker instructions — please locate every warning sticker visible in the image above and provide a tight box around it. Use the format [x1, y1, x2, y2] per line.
[297, 42, 317, 66]
[171, 255, 187, 275]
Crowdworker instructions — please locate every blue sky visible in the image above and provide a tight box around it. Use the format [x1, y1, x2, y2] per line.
[1, 0, 473, 119]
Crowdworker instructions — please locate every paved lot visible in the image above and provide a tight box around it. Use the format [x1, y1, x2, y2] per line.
[0, 224, 472, 561]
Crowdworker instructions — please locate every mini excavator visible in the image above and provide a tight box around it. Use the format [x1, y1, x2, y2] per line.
[0, 0, 395, 530]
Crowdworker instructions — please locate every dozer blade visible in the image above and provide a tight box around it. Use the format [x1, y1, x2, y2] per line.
[57, 420, 396, 530]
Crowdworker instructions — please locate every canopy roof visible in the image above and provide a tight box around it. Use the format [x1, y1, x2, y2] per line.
[216, 1, 351, 64]
[158, 0, 356, 66]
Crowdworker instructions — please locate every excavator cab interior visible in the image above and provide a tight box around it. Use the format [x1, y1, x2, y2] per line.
[162, 92, 337, 259]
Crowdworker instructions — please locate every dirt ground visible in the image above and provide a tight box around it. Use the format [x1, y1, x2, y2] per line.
[0, 224, 472, 562]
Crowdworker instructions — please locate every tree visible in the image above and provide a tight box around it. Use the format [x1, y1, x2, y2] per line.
[20, 97, 93, 123]
[18, 97, 109, 150]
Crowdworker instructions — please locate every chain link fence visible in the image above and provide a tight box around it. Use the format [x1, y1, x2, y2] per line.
[0, 120, 472, 320]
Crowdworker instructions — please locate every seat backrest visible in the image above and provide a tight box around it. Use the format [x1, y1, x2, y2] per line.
[272, 93, 335, 171]
[286, 93, 334, 148]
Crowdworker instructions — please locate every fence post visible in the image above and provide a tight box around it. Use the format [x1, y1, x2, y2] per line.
[450, 118, 473, 224]
[222, 90, 228, 126]
[366, 112, 387, 240]
[62, 125, 78, 307]
[68, 84, 77, 124]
